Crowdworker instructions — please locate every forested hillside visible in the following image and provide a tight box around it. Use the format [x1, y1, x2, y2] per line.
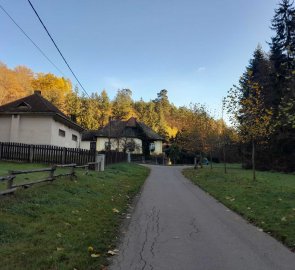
[0, 62, 234, 160]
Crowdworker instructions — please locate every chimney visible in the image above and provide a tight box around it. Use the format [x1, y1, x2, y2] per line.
[70, 114, 77, 123]
[34, 90, 42, 95]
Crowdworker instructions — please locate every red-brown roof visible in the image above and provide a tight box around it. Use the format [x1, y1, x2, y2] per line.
[0, 91, 84, 132]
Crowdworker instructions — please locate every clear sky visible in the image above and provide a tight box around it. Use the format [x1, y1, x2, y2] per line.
[0, 0, 279, 118]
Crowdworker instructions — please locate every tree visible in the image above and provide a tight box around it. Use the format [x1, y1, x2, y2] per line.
[65, 86, 82, 122]
[97, 90, 111, 128]
[14, 65, 34, 96]
[32, 73, 72, 113]
[0, 63, 32, 105]
[227, 78, 273, 180]
[269, 0, 295, 128]
[112, 89, 134, 120]
[168, 143, 181, 164]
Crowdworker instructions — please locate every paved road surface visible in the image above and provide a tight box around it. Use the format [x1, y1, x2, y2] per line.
[110, 165, 295, 270]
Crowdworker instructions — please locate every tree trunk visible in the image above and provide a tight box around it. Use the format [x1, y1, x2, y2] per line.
[223, 145, 227, 174]
[252, 139, 256, 181]
[210, 151, 213, 170]
[200, 152, 203, 168]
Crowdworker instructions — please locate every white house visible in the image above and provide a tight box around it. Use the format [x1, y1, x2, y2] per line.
[81, 117, 164, 155]
[0, 90, 84, 148]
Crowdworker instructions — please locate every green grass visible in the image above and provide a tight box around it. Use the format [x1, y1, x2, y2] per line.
[0, 161, 150, 270]
[183, 164, 295, 251]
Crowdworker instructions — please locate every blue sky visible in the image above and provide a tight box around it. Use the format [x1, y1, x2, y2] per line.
[0, 0, 279, 118]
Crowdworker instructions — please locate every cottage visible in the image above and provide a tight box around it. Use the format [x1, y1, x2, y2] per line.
[0, 90, 84, 148]
[81, 117, 164, 155]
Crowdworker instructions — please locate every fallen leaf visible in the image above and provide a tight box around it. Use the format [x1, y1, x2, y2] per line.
[107, 250, 118, 256]
[91, 253, 101, 258]
[112, 208, 120, 213]
[56, 247, 64, 251]
[88, 246, 94, 252]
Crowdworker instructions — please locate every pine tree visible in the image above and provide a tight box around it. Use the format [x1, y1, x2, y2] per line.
[112, 89, 134, 120]
[97, 90, 111, 128]
[269, 0, 295, 128]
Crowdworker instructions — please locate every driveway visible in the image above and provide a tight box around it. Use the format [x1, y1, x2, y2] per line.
[110, 165, 295, 270]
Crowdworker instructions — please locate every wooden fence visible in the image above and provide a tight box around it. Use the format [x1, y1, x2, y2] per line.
[130, 154, 167, 165]
[100, 151, 127, 166]
[0, 161, 102, 196]
[0, 142, 96, 165]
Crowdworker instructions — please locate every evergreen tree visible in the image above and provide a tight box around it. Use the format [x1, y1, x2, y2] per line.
[269, 0, 295, 128]
[97, 90, 111, 128]
[112, 89, 134, 120]
[268, 0, 295, 171]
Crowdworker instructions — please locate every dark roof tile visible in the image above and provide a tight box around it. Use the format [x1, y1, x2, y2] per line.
[82, 118, 164, 141]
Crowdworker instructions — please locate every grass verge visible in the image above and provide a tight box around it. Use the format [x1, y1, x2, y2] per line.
[183, 164, 295, 251]
[0, 161, 149, 270]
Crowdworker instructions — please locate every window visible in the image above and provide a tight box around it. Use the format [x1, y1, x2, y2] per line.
[59, 129, 65, 137]
[72, 134, 78, 141]
[105, 141, 111, 151]
[149, 143, 155, 152]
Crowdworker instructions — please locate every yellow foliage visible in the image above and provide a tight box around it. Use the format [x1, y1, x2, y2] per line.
[32, 73, 72, 113]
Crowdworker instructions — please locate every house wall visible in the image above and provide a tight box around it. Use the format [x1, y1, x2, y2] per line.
[80, 141, 90, 150]
[153, 140, 163, 155]
[0, 115, 12, 142]
[51, 119, 81, 148]
[18, 115, 52, 145]
[0, 114, 82, 148]
[96, 137, 143, 154]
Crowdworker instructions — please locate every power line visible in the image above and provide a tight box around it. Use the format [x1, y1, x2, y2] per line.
[0, 4, 66, 77]
[27, 0, 90, 97]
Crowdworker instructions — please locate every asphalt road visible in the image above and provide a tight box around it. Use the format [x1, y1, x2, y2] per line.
[110, 165, 295, 270]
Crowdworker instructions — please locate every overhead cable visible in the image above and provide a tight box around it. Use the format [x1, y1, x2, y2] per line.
[27, 0, 90, 97]
[0, 4, 66, 76]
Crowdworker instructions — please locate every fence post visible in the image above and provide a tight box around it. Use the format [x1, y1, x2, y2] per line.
[70, 165, 76, 180]
[62, 147, 66, 164]
[7, 171, 14, 189]
[29, 145, 34, 163]
[194, 157, 197, 169]
[95, 154, 105, 171]
[127, 152, 131, 163]
[0, 142, 2, 160]
[49, 165, 56, 181]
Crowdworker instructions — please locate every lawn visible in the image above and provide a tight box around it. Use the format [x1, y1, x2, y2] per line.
[0, 161, 150, 270]
[183, 164, 295, 251]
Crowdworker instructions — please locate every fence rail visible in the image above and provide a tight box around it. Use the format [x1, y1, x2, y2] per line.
[0, 142, 96, 165]
[0, 161, 103, 196]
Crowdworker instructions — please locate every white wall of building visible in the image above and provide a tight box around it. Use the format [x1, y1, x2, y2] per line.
[51, 119, 81, 148]
[96, 137, 143, 154]
[153, 140, 163, 155]
[0, 115, 12, 142]
[80, 141, 91, 150]
[0, 114, 82, 148]
[18, 115, 52, 145]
